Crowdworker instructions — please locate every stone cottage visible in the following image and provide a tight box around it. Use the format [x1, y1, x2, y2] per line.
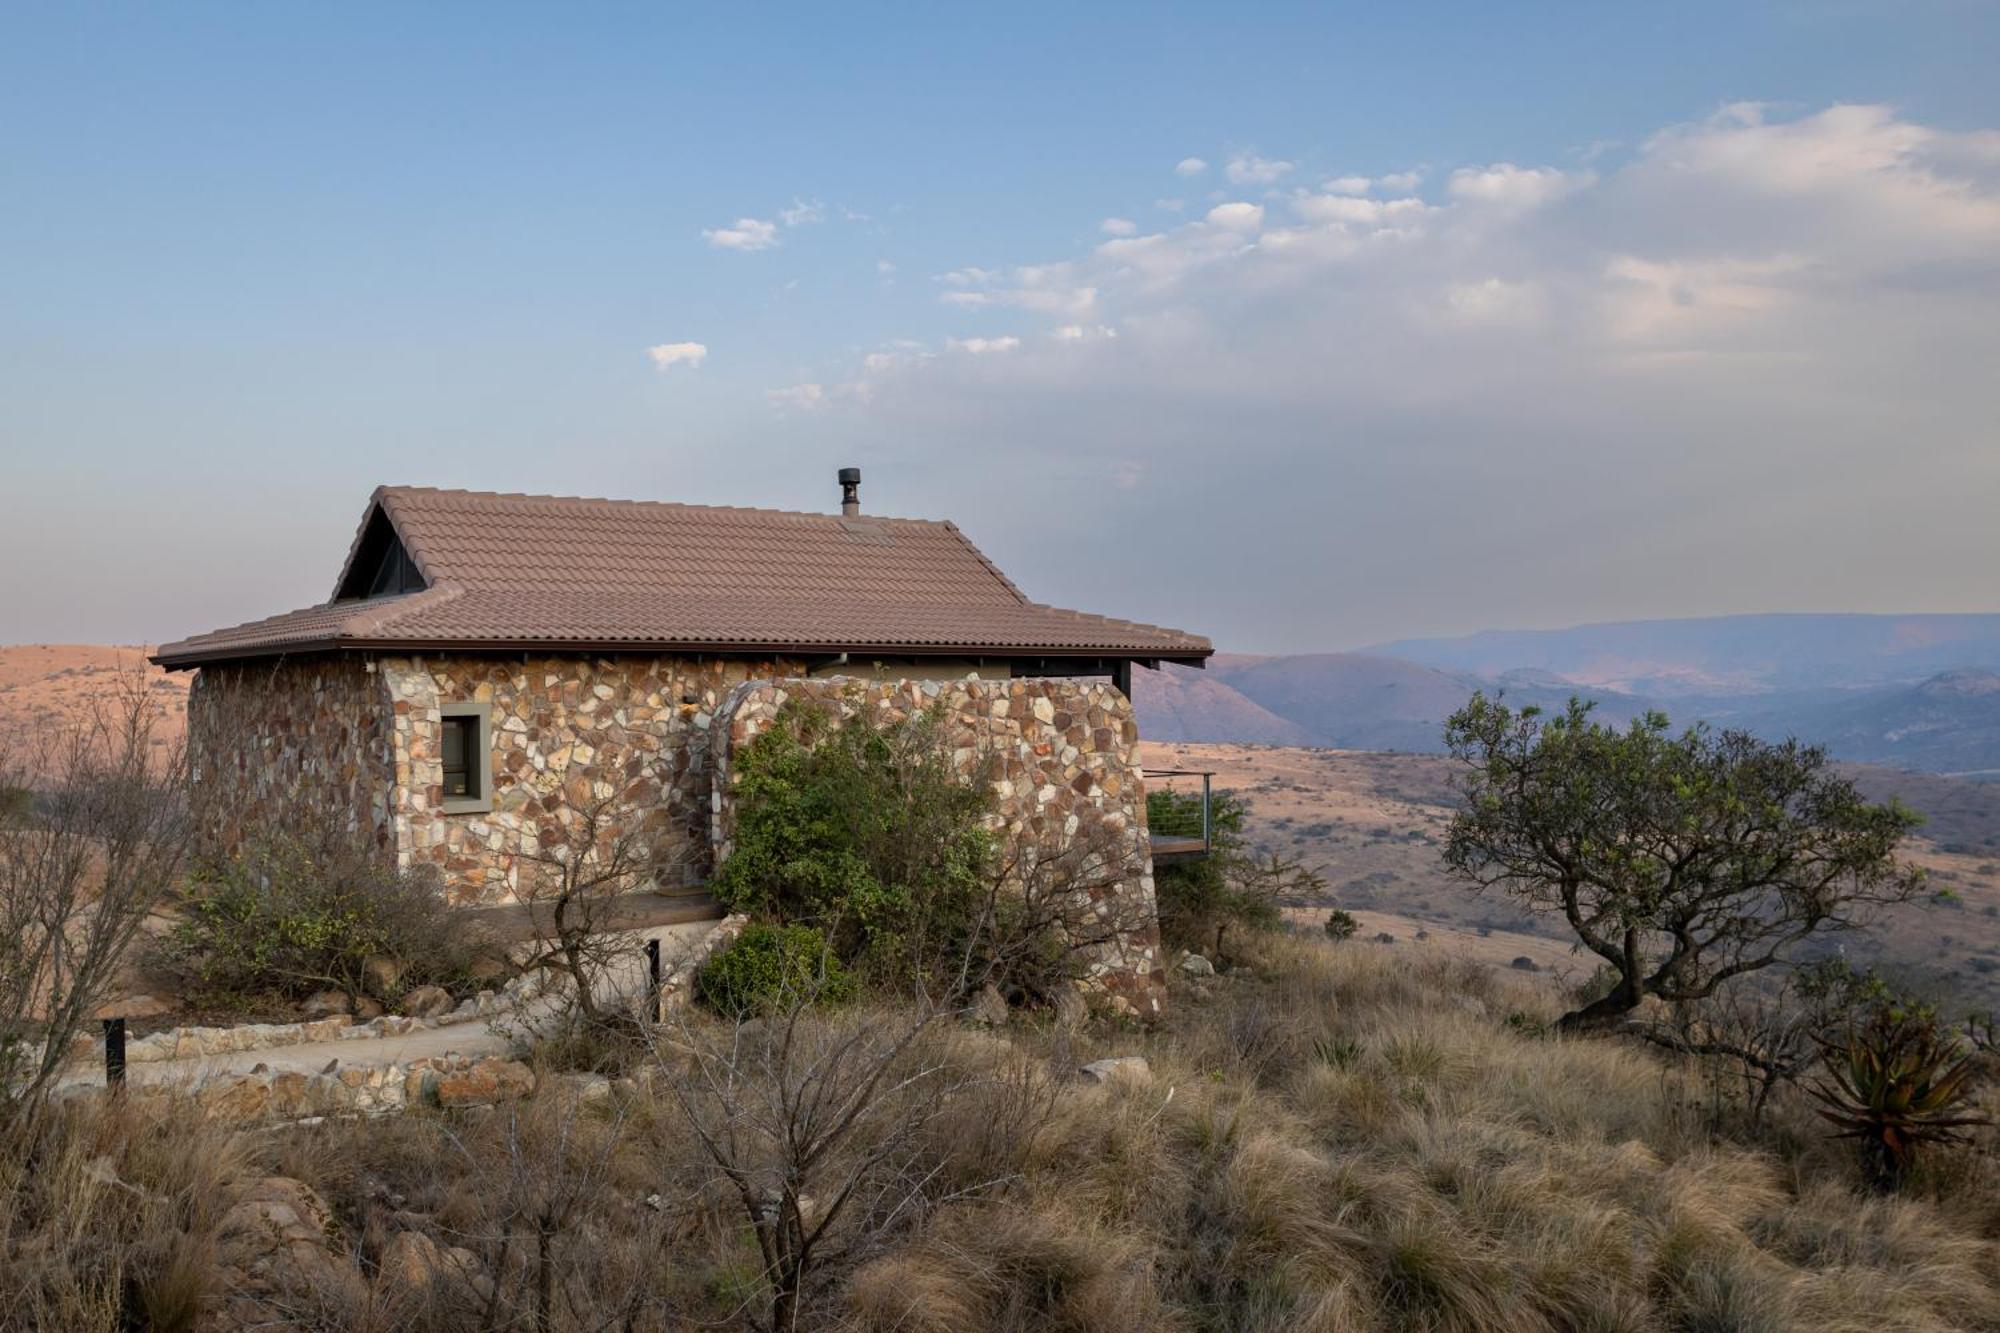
[153, 477, 1211, 999]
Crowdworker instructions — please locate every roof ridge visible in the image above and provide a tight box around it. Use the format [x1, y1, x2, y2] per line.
[375, 484, 956, 528]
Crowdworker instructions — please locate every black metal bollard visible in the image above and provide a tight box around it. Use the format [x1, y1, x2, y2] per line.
[645, 937, 664, 1024]
[103, 1017, 126, 1087]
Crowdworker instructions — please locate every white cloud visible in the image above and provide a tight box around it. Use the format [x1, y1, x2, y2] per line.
[1205, 201, 1265, 231]
[1100, 217, 1138, 236]
[767, 383, 827, 410]
[702, 217, 779, 251]
[1447, 163, 1588, 211]
[1439, 278, 1546, 328]
[779, 197, 826, 227]
[1292, 193, 1432, 227]
[1377, 169, 1424, 192]
[1174, 157, 1209, 177]
[1155, 197, 1185, 212]
[1323, 175, 1373, 195]
[946, 335, 1021, 354]
[759, 105, 2000, 650]
[1226, 154, 1295, 186]
[876, 259, 897, 274]
[645, 341, 708, 371]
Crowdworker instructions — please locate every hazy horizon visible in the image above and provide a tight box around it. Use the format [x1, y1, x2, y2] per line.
[5, 4, 1998, 653]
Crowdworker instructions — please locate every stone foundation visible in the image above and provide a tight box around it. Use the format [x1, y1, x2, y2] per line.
[711, 677, 1167, 1016]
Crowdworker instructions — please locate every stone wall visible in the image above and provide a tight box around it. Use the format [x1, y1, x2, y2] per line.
[187, 658, 397, 860]
[711, 676, 1166, 1016]
[380, 654, 807, 904]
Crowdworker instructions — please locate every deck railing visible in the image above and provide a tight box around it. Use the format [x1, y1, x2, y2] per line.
[1146, 767, 1216, 861]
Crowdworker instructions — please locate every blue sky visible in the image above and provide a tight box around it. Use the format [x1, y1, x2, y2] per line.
[4, 3, 1999, 652]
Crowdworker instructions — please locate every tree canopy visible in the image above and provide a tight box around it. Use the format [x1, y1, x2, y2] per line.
[1442, 694, 1925, 1029]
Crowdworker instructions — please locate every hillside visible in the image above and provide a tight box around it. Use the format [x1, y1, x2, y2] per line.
[1141, 740, 2000, 1013]
[1137, 652, 2000, 777]
[0, 644, 188, 754]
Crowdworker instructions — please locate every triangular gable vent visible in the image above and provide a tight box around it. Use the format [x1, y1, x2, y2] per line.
[334, 506, 428, 600]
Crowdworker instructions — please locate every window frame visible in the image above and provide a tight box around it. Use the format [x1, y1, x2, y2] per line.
[437, 702, 493, 815]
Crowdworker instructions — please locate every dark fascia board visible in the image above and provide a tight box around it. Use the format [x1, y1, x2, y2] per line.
[151, 638, 1213, 672]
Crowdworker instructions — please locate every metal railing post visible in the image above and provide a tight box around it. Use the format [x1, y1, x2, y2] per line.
[1201, 773, 1212, 851]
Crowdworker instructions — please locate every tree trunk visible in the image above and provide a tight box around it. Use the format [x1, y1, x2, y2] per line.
[1557, 935, 1645, 1030]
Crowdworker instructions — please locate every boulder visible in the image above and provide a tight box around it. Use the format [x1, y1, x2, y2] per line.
[206, 1177, 364, 1328]
[198, 1074, 272, 1120]
[1178, 953, 1216, 979]
[400, 985, 453, 1020]
[965, 983, 1010, 1027]
[434, 1058, 535, 1108]
[375, 1230, 493, 1305]
[1078, 1056, 1152, 1086]
[362, 956, 404, 996]
[302, 990, 352, 1019]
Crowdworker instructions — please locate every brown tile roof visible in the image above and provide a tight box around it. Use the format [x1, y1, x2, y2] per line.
[153, 486, 1211, 669]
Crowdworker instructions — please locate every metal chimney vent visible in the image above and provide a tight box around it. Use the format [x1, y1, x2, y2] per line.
[838, 467, 862, 518]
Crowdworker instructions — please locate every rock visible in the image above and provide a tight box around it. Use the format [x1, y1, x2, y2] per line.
[302, 990, 352, 1019]
[268, 1072, 314, 1118]
[92, 991, 174, 1020]
[208, 1177, 365, 1327]
[198, 1074, 272, 1120]
[1052, 986, 1089, 1031]
[1178, 953, 1215, 978]
[468, 955, 511, 984]
[363, 955, 404, 996]
[400, 985, 453, 1019]
[375, 1230, 490, 1304]
[1078, 1056, 1152, 1086]
[434, 1058, 535, 1108]
[965, 983, 1009, 1027]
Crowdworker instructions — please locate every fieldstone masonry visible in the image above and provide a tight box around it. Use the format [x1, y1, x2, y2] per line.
[712, 676, 1167, 1016]
[186, 658, 1168, 1012]
[191, 652, 804, 904]
[378, 653, 805, 901]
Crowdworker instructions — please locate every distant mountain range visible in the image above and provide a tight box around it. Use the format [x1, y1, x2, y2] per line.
[1366, 612, 2000, 697]
[1133, 613, 2000, 778]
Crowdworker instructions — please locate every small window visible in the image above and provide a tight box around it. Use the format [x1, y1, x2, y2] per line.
[437, 703, 492, 814]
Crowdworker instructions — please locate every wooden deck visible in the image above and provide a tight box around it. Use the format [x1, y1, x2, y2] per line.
[1149, 834, 1210, 864]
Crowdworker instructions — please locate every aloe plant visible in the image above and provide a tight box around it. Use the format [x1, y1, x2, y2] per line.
[1808, 1009, 1989, 1187]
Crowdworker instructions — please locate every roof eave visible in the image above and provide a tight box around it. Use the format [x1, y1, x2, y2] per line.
[150, 637, 1213, 672]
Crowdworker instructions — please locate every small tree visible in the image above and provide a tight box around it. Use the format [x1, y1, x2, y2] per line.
[512, 790, 661, 1028]
[1443, 695, 1925, 1030]
[0, 689, 192, 1113]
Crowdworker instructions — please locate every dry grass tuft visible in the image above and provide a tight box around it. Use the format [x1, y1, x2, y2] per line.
[6, 928, 2000, 1330]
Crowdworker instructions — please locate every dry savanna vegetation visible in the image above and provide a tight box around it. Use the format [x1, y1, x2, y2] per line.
[8, 931, 2000, 1331]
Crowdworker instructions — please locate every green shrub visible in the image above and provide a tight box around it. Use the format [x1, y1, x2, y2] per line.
[697, 924, 854, 1017]
[161, 834, 479, 1006]
[1323, 909, 1359, 942]
[711, 701, 993, 981]
[1150, 789, 1318, 956]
